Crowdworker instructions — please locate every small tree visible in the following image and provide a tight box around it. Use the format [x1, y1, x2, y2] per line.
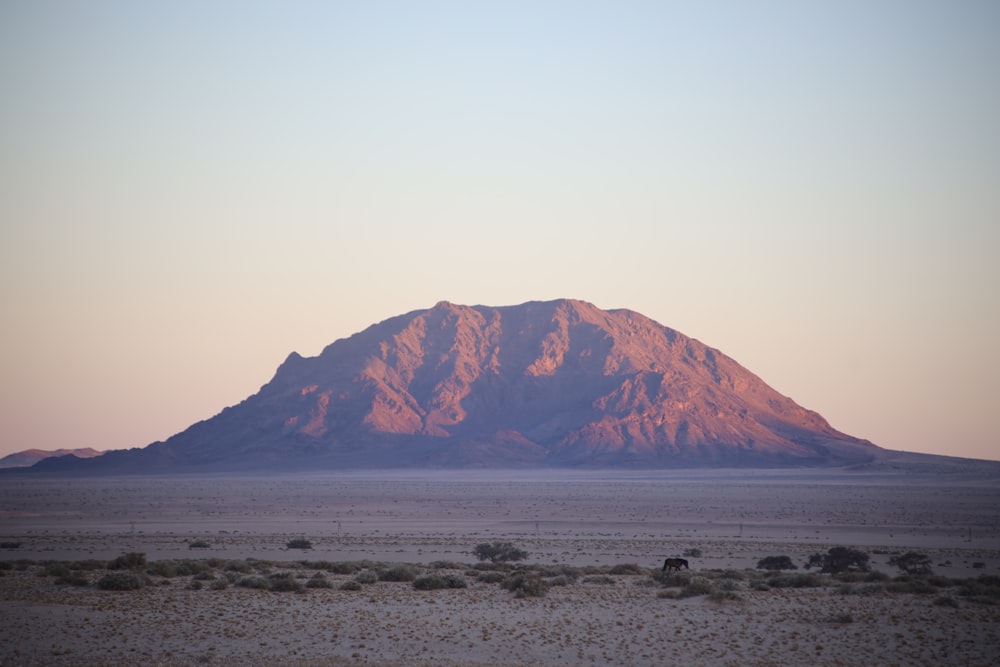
[473, 541, 529, 563]
[888, 552, 933, 575]
[756, 555, 798, 571]
[805, 546, 869, 574]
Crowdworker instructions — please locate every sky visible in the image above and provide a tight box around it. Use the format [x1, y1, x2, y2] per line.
[1, 1, 998, 462]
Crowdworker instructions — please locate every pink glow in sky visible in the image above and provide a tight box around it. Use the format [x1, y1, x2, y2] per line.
[1, 1, 998, 462]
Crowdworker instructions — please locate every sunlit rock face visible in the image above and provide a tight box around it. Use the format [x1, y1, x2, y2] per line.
[35, 299, 881, 472]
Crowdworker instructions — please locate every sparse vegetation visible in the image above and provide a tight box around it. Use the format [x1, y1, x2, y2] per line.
[379, 565, 418, 582]
[756, 555, 797, 571]
[188, 540, 211, 550]
[413, 573, 467, 590]
[502, 572, 549, 598]
[108, 552, 148, 571]
[473, 541, 529, 563]
[0, 541, 22, 549]
[285, 539, 313, 550]
[97, 571, 148, 590]
[805, 547, 870, 574]
[888, 551, 933, 575]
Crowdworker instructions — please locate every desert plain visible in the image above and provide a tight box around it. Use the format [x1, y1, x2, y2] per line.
[1, 467, 999, 666]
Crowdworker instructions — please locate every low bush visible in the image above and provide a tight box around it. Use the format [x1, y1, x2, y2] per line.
[327, 561, 375, 575]
[188, 540, 211, 550]
[683, 548, 702, 558]
[341, 580, 362, 591]
[379, 565, 418, 582]
[413, 574, 449, 590]
[97, 571, 148, 591]
[286, 539, 313, 550]
[354, 570, 378, 585]
[756, 556, 797, 571]
[108, 552, 147, 571]
[429, 560, 465, 570]
[933, 596, 959, 608]
[888, 552, 933, 575]
[473, 542, 529, 563]
[306, 573, 332, 589]
[236, 576, 270, 590]
[677, 577, 715, 598]
[583, 575, 615, 585]
[502, 572, 549, 598]
[209, 577, 229, 590]
[477, 571, 506, 584]
[268, 572, 305, 593]
[805, 547, 869, 574]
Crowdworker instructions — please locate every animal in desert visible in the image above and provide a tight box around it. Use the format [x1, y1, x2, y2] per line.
[662, 557, 689, 572]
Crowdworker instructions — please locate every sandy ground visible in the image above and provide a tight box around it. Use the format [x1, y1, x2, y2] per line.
[1, 468, 999, 666]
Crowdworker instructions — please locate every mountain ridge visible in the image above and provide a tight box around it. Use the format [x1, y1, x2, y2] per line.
[26, 299, 884, 473]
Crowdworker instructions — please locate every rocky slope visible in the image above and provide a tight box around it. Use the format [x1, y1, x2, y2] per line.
[33, 299, 881, 472]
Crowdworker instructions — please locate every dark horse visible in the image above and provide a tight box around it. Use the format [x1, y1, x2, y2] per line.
[662, 558, 689, 572]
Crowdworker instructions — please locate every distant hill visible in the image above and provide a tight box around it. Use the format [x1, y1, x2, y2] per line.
[29, 299, 887, 473]
[0, 447, 104, 469]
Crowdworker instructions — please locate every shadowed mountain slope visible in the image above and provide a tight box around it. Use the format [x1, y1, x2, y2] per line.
[33, 299, 884, 472]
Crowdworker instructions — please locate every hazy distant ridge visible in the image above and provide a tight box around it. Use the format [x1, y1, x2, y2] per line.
[0, 448, 104, 469]
[32, 299, 882, 472]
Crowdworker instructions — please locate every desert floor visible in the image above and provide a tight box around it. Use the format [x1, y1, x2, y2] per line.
[1, 468, 999, 666]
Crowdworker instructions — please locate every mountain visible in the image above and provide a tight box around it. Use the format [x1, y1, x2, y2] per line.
[30, 299, 884, 473]
[0, 447, 104, 469]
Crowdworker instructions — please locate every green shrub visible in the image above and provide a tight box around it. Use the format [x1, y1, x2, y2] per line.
[379, 565, 418, 582]
[677, 577, 715, 598]
[268, 573, 305, 593]
[224, 561, 253, 574]
[502, 572, 549, 598]
[473, 542, 529, 563]
[355, 570, 378, 585]
[477, 571, 506, 584]
[888, 552, 932, 575]
[413, 574, 448, 590]
[327, 561, 374, 575]
[236, 576, 270, 590]
[756, 556, 797, 571]
[108, 552, 148, 571]
[805, 547, 869, 574]
[430, 560, 465, 570]
[97, 571, 148, 590]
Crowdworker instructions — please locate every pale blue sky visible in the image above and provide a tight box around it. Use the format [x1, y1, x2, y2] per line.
[2, 1, 998, 461]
